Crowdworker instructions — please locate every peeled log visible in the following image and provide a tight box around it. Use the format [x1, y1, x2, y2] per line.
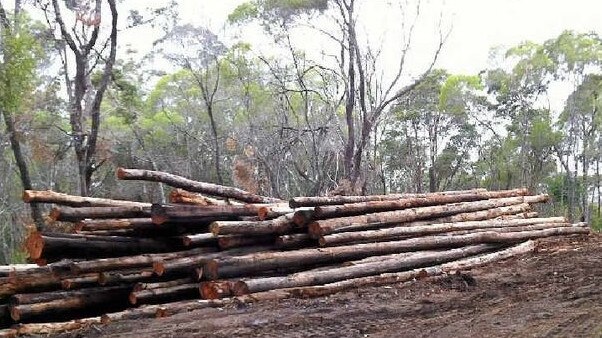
[210, 213, 298, 236]
[203, 226, 586, 280]
[23, 190, 150, 208]
[308, 196, 546, 237]
[312, 189, 530, 219]
[25, 232, 180, 260]
[289, 188, 489, 208]
[129, 283, 199, 305]
[49, 206, 150, 222]
[319, 217, 568, 246]
[229, 244, 497, 296]
[117, 168, 281, 204]
[0, 329, 17, 338]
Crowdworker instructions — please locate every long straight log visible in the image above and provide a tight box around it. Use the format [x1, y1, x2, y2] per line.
[275, 234, 314, 250]
[133, 277, 195, 292]
[98, 269, 154, 286]
[13, 317, 102, 336]
[169, 189, 231, 206]
[1, 273, 61, 299]
[100, 305, 163, 324]
[257, 204, 295, 220]
[312, 189, 530, 220]
[61, 274, 99, 290]
[444, 222, 580, 236]
[25, 232, 180, 260]
[23, 190, 150, 208]
[49, 206, 150, 222]
[226, 244, 497, 297]
[10, 285, 127, 306]
[75, 218, 157, 232]
[182, 233, 217, 247]
[129, 283, 199, 305]
[203, 226, 587, 280]
[150, 204, 272, 224]
[69, 246, 217, 274]
[0, 265, 38, 277]
[9, 285, 131, 322]
[319, 217, 568, 246]
[0, 328, 17, 338]
[289, 188, 489, 208]
[210, 213, 298, 236]
[309, 197, 545, 237]
[117, 168, 281, 204]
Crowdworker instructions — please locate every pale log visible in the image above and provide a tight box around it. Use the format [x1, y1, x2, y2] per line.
[210, 213, 298, 236]
[0, 264, 39, 277]
[230, 244, 497, 296]
[182, 233, 217, 247]
[319, 217, 567, 246]
[169, 189, 230, 206]
[133, 277, 195, 292]
[117, 168, 281, 203]
[0, 329, 17, 338]
[204, 226, 586, 280]
[23, 190, 150, 208]
[97, 269, 154, 286]
[13, 317, 102, 336]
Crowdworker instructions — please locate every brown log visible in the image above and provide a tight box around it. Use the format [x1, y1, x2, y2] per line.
[210, 213, 299, 236]
[229, 244, 496, 297]
[13, 317, 102, 336]
[182, 233, 217, 247]
[217, 235, 275, 250]
[100, 305, 162, 324]
[319, 217, 568, 246]
[117, 168, 281, 203]
[0, 329, 17, 338]
[150, 203, 273, 225]
[10, 285, 128, 306]
[0, 273, 62, 299]
[49, 206, 150, 222]
[154, 298, 224, 318]
[288, 188, 489, 208]
[60, 274, 99, 289]
[23, 190, 150, 208]
[275, 234, 315, 250]
[9, 285, 131, 321]
[309, 197, 544, 237]
[169, 188, 231, 206]
[199, 280, 234, 299]
[69, 246, 217, 274]
[257, 204, 295, 220]
[75, 218, 156, 232]
[25, 232, 180, 260]
[292, 209, 316, 226]
[98, 269, 154, 286]
[203, 226, 586, 280]
[312, 189, 531, 220]
[133, 277, 195, 292]
[129, 282, 199, 305]
[0, 264, 39, 277]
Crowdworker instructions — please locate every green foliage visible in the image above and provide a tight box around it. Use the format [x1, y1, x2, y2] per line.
[229, 0, 329, 26]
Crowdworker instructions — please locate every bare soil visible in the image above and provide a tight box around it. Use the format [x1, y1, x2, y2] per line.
[63, 233, 602, 338]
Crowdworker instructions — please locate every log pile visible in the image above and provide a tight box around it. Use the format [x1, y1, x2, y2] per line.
[0, 167, 591, 337]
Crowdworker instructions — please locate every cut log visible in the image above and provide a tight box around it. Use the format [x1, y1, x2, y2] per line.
[319, 217, 568, 246]
[275, 234, 315, 250]
[129, 283, 199, 305]
[169, 189, 231, 206]
[292, 209, 316, 226]
[9, 285, 131, 322]
[75, 218, 157, 232]
[0, 264, 39, 277]
[98, 269, 154, 286]
[203, 226, 587, 280]
[13, 317, 102, 336]
[100, 305, 162, 324]
[199, 280, 234, 299]
[49, 206, 150, 222]
[150, 203, 280, 225]
[229, 244, 497, 297]
[182, 233, 217, 247]
[1, 273, 62, 299]
[133, 277, 195, 292]
[60, 274, 99, 289]
[25, 232, 181, 260]
[23, 190, 150, 208]
[0, 329, 17, 338]
[257, 204, 295, 220]
[217, 235, 275, 250]
[288, 188, 489, 208]
[117, 168, 281, 204]
[308, 196, 545, 237]
[312, 189, 531, 220]
[69, 246, 217, 274]
[210, 213, 298, 236]
[10, 285, 127, 306]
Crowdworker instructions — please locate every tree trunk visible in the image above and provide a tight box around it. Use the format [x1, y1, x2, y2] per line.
[203, 226, 586, 280]
[117, 168, 280, 203]
[23, 190, 150, 208]
[229, 244, 496, 297]
[319, 217, 567, 247]
[309, 196, 546, 237]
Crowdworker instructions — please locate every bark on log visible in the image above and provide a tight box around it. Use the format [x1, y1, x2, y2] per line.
[61, 274, 99, 289]
[133, 277, 195, 292]
[98, 269, 154, 286]
[75, 218, 157, 232]
[210, 213, 299, 236]
[9, 285, 131, 322]
[312, 189, 531, 220]
[49, 206, 150, 222]
[13, 317, 102, 336]
[257, 204, 295, 220]
[289, 188, 490, 208]
[117, 168, 281, 204]
[319, 217, 567, 246]
[217, 235, 275, 250]
[10, 285, 127, 306]
[0, 329, 17, 338]
[23, 190, 150, 208]
[0, 264, 39, 277]
[150, 204, 272, 225]
[309, 198, 540, 237]
[100, 305, 162, 324]
[229, 244, 497, 297]
[203, 226, 587, 280]
[129, 283, 199, 305]
[275, 234, 315, 250]
[69, 247, 217, 274]
[1, 273, 62, 299]
[25, 232, 180, 260]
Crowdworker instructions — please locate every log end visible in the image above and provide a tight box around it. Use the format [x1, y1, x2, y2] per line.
[203, 261, 218, 280]
[307, 222, 323, 239]
[115, 167, 128, 180]
[257, 207, 269, 221]
[25, 232, 44, 260]
[129, 292, 138, 305]
[155, 307, 168, 318]
[9, 306, 20, 322]
[199, 281, 231, 300]
[182, 237, 192, 247]
[49, 207, 61, 222]
[22, 190, 35, 203]
[209, 222, 220, 236]
[152, 261, 165, 276]
[231, 281, 250, 296]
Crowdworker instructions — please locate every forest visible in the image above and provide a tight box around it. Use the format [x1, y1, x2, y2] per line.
[1, 0, 601, 264]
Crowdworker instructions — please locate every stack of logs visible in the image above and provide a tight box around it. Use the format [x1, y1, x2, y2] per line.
[0, 167, 591, 337]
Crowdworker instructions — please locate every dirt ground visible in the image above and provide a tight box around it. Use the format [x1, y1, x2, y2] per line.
[66, 233, 601, 338]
